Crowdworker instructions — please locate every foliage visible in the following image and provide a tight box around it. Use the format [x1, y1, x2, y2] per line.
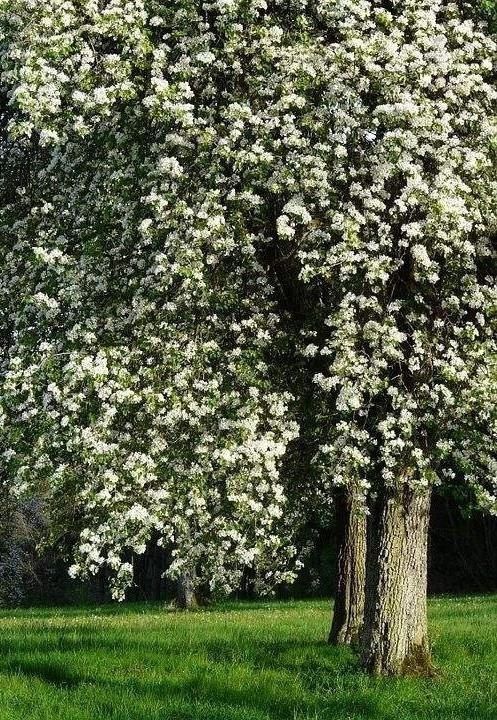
[481, 1, 497, 29]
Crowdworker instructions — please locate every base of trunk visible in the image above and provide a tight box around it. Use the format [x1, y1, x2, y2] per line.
[176, 571, 198, 610]
[329, 618, 362, 648]
[400, 644, 437, 678]
[360, 481, 434, 677]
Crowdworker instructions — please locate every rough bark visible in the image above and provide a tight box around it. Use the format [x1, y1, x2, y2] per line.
[360, 480, 433, 676]
[329, 488, 367, 646]
[176, 570, 198, 610]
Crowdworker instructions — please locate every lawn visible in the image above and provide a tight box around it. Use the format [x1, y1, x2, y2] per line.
[0, 596, 495, 720]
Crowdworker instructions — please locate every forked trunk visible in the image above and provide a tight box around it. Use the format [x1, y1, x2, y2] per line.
[360, 480, 433, 676]
[329, 487, 367, 646]
[176, 570, 198, 609]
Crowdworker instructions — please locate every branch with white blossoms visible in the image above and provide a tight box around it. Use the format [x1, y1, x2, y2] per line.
[1, 0, 496, 600]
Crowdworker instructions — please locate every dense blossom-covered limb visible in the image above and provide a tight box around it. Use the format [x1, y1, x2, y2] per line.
[0, 1, 308, 598]
[0, 129, 300, 596]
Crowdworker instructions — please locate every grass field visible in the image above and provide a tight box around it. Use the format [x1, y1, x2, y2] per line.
[0, 597, 496, 720]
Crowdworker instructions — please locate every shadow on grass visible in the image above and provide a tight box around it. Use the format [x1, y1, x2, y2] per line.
[0, 627, 364, 719]
[5, 658, 83, 689]
[0, 628, 351, 675]
[7, 654, 495, 720]
[4, 654, 378, 720]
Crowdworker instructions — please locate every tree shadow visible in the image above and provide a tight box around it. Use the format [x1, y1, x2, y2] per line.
[5, 658, 83, 689]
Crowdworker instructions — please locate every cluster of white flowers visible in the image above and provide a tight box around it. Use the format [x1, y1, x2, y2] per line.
[0, 0, 310, 597]
[295, 1, 497, 503]
[0, 0, 496, 600]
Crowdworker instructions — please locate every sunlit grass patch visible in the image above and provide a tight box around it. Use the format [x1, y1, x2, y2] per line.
[0, 597, 495, 720]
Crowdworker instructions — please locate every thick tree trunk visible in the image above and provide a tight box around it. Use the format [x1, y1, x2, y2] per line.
[360, 480, 433, 676]
[329, 488, 367, 646]
[176, 570, 197, 610]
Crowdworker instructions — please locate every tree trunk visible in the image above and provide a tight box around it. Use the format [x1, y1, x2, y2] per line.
[329, 487, 367, 646]
[360, 480, 433, 676]
[176, 570, 197, 610]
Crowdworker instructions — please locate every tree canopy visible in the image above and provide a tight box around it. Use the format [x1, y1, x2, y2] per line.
[0, 0, 496, 674]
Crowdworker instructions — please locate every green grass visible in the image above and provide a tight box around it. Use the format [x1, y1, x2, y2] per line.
[0, 596, 496, 720]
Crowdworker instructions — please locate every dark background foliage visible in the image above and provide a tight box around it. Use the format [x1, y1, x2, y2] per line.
[2, 494, 496, 608]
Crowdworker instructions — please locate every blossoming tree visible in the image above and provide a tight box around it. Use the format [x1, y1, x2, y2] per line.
[0, 0, 303, 602]
[279, 1, 497, 674]
[1, 0, 496, 676]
